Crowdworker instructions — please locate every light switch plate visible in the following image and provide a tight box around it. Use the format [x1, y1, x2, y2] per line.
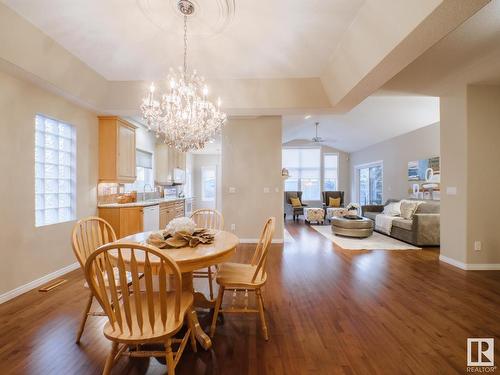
[275, 187, 280, 193]
[263, 187, 270, 193]
[229, 187, 236, 193]
[474, 241, 482, 251]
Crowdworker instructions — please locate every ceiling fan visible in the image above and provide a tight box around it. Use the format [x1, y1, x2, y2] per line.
[295, 122, 336, 146]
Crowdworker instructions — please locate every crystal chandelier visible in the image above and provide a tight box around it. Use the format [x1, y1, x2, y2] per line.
[140, 0, 227, 152]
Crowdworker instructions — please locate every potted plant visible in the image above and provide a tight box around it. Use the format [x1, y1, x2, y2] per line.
[345, 203, 360, 216]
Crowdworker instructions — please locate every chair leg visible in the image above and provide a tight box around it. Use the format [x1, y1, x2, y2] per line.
[186, 310, 197, 353]
[207, 266, 214, 300]
[76, 292, 93, 344]
[256, 289, 269, 341]
[165, 338, 175, 375]
[103, 342, 118, 375]
[210, 286, 225, 337]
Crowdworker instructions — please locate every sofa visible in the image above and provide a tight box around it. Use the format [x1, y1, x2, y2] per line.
[284, 191, 308, 221]
[362, 199, 440, 246]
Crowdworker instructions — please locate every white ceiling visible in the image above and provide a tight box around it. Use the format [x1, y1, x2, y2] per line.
[283, 95, 440, 153]
[382, 0, 500, 96]
[2, 0, 365, 80]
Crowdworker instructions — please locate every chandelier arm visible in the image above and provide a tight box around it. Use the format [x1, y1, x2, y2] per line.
[183, 15, 188, 75]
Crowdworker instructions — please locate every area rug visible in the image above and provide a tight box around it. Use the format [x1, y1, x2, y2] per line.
[311, 225, 421, 250]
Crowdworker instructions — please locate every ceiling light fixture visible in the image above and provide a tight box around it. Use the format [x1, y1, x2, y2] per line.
[304, 115, 311, 119]
[140, 0, 227, 152]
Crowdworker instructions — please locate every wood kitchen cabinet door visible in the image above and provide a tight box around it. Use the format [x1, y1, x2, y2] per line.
[98, 116, 137, 183]
[159, 202, 171, 229]
[117, 121, 136, 180]
[155, 144, 170, 185]
[119, 207, 143, 237]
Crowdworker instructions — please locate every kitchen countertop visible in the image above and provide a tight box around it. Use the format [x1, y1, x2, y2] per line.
[98, 197, 185, 209]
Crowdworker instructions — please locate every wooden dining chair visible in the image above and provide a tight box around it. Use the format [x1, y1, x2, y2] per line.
[210, 217, 275, 340]
[71, 217, 118, 344]
[190, 209, 224, 299]
[85, 242, 197, 375]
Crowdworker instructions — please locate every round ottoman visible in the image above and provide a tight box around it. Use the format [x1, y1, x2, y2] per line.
[331, 217, 373, 238]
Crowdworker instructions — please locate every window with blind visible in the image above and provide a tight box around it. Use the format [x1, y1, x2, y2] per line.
[324, 153, 339, 191]
[35, 114, 76, 227]
[124, 149, 154, 192]
[282, 148, 321, 200]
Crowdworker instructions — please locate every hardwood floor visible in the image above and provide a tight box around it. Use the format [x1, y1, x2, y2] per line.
[1, 221, 499, 374]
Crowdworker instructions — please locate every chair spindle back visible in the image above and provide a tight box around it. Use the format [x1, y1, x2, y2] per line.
[72, 217, 117, 269]
[85, 243, 182, 336]
[190, 209, 224, 231]
[251, 217, 275, 283]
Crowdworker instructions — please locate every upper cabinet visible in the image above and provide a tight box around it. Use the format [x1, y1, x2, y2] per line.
[155, 144, 186, 185]
[98, 116, 137, 183]
[155, 144, 170, 185]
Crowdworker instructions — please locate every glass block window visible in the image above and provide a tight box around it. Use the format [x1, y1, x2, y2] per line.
[35, 115, 76, 227]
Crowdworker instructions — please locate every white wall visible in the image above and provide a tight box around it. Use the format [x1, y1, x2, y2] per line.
[0, 69, 98, 296]
[349, 123, 440, 202]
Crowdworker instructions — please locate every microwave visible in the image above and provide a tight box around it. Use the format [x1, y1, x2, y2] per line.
[173, 168, 185, 184]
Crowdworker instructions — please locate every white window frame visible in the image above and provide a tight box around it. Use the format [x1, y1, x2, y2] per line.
[201, 165, 217, 202]
[323, 152, 339, 191]
[353, 160, 384, 205]
[35, 114, 77, 227]
[282, 148, 321, 201]
[124, 149, 154, 192]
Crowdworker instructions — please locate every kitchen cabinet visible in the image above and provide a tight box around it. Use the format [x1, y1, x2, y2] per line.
[155, 144, 186, 185]
[98, 116, 137, 183]
[99, 206, 143, 238]
[155, 144, 170, 185]
[159, 200, 185, 229]
[99, 200, 184, 237]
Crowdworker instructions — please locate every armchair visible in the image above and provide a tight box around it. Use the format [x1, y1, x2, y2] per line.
[284, 191, 308, 221]
[322, 191, 345, 208]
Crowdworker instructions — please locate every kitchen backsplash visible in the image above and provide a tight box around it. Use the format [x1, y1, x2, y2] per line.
[97, 183, 184, 205]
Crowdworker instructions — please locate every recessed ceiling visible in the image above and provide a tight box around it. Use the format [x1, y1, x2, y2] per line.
[1, 0, 365, 81]
[283, 95, 440, 153]
[382, 0, 500, 96]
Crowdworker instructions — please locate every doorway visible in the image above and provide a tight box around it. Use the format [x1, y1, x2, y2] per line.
[355, 161, 383, 205]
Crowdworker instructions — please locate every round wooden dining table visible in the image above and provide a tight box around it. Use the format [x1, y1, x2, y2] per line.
[116, 230, 239, 350]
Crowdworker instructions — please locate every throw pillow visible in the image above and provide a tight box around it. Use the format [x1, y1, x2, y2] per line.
[400, 200, 422, 220]
[290, 197, 302, 207]
[328, 197, 341, 207]
[382, 201, 401, 217]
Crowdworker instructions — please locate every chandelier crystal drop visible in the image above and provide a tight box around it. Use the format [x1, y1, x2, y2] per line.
[140, 1, 227, 152]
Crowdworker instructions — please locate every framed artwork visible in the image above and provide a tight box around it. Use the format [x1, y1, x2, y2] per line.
[408, 156, 440, 181]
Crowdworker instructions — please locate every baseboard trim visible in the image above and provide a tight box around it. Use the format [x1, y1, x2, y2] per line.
[239, 238, 284, 244]
[439, 255, 500, 270]
[464, 263, 500, 270]
[0, 262, 80, 304]
[439, 255, 467, 270]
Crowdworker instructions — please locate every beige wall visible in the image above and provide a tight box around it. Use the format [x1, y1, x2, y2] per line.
[440, 87, 468, 264]
[222, 117, 283, 241]
[466, 85, 500, 264]
[0, 2, 107, 110]
[440, 84, 500, 267]
[0, 69, 98, 295]
[349, 123, 440, 202]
